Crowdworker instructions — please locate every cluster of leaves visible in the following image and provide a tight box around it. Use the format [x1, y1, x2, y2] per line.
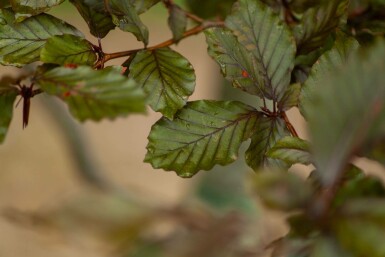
[2, 0, 385, 256]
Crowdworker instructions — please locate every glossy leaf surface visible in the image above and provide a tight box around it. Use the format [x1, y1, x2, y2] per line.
[225, 0, 296, 101]
[145, 100, 261, 177]
[127, 47, 195, 119]
[0, 9, 82, 66]
[36, 66, 146, 121]
[40, 34, 97, 66]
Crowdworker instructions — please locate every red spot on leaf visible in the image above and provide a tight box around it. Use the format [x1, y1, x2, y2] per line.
[64, 63, 78, 69]
[63, 91, 71, 98]
[242, 70, 249, 78]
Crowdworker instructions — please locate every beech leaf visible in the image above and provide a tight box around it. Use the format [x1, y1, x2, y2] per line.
[225, 0, 296, 102]
[0, 9, 82, 66]
[40, 34, 97, 66]
[278, 83, 301, 111]
[10, 0, 64, 19]
[168, 5, 187, 43]
[108, 0, 149, 45]
[144, 100, 261, 177]
[267, 136, 312, 165]
[205, 27, 270, 97]
[35, 66, 146, 121]
[70, 0, 116, 38]
[245, 116, 290, 171]
[294, 0, 349, 55]
[126, 47, 195, 119]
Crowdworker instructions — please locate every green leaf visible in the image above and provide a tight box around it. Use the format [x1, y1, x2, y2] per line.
[144, 100, 261, 177]
[294, 0, 349, 55]
[126, 47, 195, 119]
[267, 136, 312, 165]
[278, 83, 301, 111]
[0, 9, 82, 66]
[35, 66, 146, 121]
[300, 33, 359, 116]
[40, 34, 97, 66]
[304, 40, 385, 186]
[0, 82, 18, 143]
[205, 27, 270, 97]
[168, 5, 187, 43]
[253, 171, 312, 211]
[130, 0, 160, 14]
[225, 0, 296, 102]
[108, 0, 149, 45]
[245, 116, 290, 171]
[334, 218, 385, 257]
[70, 0, 116, 38]
[10, 0, 64, 19]
[186, 0, 235, 19]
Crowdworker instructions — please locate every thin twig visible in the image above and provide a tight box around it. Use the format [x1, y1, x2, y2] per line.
[281, 111, 299, 137]
[102, 21, 224, 63]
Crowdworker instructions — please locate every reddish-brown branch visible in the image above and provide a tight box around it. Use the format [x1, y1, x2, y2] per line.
[281, 111, 299, 137]
[102, 21, 224, 64]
